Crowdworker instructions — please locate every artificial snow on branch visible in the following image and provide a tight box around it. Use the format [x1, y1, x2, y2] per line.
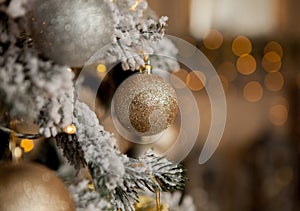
[0, 0, 179, 138]
[104, 0, 179, 71]
[160, 192, 196, 211]
[0, 1, 74, 137]
[55, 133, 87, 170]
[68, 180, 112, 211]
[69, 182, 196, 211]
[59, 101, 185, 210]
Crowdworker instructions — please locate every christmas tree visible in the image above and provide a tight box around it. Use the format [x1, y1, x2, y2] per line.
[0, 0, 196, 210]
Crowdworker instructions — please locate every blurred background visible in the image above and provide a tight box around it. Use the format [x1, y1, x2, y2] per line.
[144, 0, 300, 210]
[2, 0, 299, 210]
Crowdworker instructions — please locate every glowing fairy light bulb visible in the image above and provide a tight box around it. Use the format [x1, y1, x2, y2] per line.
[20, 139, 35, 153]
[63, 125, 77, 134]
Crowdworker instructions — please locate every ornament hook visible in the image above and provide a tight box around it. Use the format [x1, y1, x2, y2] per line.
[139, 55, 152, 74]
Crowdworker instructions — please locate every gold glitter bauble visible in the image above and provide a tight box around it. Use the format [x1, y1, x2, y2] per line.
[134, 195, 169, 211]
[0, 162, 75, 211]
[112, 74, 178, 137]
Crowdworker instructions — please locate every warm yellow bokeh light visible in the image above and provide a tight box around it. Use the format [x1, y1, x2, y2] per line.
[264, 51, 281, 63]
[236, 54, 256, 75]
[97, 64, 106, 74]
[186, 71, 206, 91]
[20, 139, 35, 153]
[63, 124, 77, 134]
[264, 72, 284, 92]
[217, 61, 237, 82]
[262, 51, 282, 72]
[243, 81, 263, 102]
[203, 29, 223, 50]
[170, 68, 189, 89]
[269, 104, 288, 126]
[264, 41, 283, 58]
[232, 36, 252, 56]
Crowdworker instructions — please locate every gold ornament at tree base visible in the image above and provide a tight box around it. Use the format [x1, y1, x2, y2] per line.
[0, 162, 75, 211]
[134, 195, 169, 211]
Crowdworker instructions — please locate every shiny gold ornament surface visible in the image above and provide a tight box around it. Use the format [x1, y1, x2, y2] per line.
[134, 195, 169, 211]
[112, 73, 178, 137]
[0, 162, 75, 211]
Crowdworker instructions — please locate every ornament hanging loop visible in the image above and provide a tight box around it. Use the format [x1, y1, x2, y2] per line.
[155, 188, 161, 211]
[139, 55, 152, 74]
[149, 172, 161, 211]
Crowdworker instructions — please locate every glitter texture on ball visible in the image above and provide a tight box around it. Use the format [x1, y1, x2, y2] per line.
[112, 73, 178, 139]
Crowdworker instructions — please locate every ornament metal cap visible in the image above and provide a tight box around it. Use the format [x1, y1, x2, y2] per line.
[139, 55, 152, 74]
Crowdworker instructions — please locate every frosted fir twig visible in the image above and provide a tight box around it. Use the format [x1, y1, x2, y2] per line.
[69, 183, 195, 211]
[143, 7, 180, 72]
[0, 46, 75, 138]
[161, 192, 196, 211]
[97, 0, 180, 72]
[113, 153, 185, 210]
[70, 101, 185, 211]
[68, 180, 113, 211]
[54, 133, 87, 170]
[103, 0, 170, 70]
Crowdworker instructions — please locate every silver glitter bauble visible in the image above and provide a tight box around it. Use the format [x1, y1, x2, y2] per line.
[30, 0, 113, 67]
[0, 162, 75, 211]
[112, 74, 178, 138]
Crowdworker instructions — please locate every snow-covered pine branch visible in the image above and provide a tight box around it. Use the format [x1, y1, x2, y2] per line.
[0, 2, 74, 137]
[59, 101, 185, 210]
